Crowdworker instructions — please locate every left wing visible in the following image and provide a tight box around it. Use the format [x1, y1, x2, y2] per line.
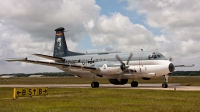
[175, 64, 195, 67]
[6, 58, 97, 71]
[33, 53, 64, 61]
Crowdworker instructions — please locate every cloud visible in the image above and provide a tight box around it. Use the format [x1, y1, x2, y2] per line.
[0, 0, 101, 73]
[126, 0, 200, 28]
[89, 13, 155, 51]
[0, 0, 100, 41]
[0, 0, 199, 73]
[126, 0, 200, 70]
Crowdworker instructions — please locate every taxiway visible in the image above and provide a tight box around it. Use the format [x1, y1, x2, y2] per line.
[0, 83, 200, 91]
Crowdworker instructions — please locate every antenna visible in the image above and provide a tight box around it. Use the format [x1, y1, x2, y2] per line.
[64, 30, 70, 32]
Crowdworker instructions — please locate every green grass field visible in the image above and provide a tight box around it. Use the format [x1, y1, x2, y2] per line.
[0, 77, 200, 112]
[0, 88, 200, 112]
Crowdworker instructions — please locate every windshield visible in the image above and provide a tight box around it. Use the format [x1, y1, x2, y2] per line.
[148, 51, 167, 60]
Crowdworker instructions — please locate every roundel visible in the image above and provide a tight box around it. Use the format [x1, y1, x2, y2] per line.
[103, 64, 107, 69]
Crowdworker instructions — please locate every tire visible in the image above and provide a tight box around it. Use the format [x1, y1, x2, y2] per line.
[131, 81, 138, 87]
[162, 83, 168, 88]
[91, 82, 99, 88]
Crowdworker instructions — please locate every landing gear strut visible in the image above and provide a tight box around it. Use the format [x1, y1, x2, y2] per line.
[131, 81, 138, 87]
[91, 77, 99, 88]
[162, 75, 168, 88]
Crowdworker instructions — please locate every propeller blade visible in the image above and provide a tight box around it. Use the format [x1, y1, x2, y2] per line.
[116, 54, 123, 65]
[117, 72, 124, 82]
[116, 53, 134, 82]
[169, 56, 173, 61]
[126, 53, 133, 65]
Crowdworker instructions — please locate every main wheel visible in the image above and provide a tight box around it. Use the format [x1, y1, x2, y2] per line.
[131, 81, 138, 87]
[162, 83, 168, 88]
[91, 82, 99, 88]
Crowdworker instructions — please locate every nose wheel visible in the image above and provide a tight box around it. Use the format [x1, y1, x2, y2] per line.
[162, 83, 168, 88]
[162, 75, 169, 88]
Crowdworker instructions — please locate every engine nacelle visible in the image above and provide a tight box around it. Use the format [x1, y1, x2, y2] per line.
[99, 66, 122, 75]
[93, 61, 122, 75]
[108, 79, 128, 85]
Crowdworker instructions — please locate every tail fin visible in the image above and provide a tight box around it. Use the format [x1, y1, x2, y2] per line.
[53, 27, 83, 57]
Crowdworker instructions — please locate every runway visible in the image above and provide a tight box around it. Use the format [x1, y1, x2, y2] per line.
[1, 83, 200, 91]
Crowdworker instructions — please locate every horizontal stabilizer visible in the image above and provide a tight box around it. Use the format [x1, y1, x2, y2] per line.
[33, 53, 64, 61]
[175, 64, 195, 67]
[6, 58, 28, 62]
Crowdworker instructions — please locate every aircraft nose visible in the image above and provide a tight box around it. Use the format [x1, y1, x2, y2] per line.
[169, 63, 175, 72]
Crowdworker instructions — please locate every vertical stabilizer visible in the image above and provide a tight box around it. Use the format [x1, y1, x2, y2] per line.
[53, 27, 83, 57]
[53, 27, 68, 57]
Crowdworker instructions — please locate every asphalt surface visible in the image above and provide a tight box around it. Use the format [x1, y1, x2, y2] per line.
[1, 83, 200, 91]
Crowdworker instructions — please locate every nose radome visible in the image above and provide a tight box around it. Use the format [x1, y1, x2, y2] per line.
[169, 63, 175, 72]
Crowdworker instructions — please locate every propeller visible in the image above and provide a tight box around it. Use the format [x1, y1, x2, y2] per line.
[169, 56, 173, 62]
[168, 56, 174, 82]
[116, 53, 133, 82]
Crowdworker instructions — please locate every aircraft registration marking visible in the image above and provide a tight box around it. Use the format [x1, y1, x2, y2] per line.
[65, 58, 106, 65]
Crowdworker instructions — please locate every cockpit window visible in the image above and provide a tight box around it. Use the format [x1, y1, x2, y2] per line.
[157, 55, 161, 58]
[153, 54, 157, 59]
[148, 52, 158, 59]
[148, 51, 167, 60]
[160, 54, 164, 57]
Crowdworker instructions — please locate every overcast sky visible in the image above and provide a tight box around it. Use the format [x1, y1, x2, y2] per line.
[0, 0, 199, 74]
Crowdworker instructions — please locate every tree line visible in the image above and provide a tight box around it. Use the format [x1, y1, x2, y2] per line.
[1, 72, 73, 77]
[170, 71, 200, 76]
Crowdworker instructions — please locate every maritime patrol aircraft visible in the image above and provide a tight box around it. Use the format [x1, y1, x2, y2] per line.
[6, 27, 194, 88]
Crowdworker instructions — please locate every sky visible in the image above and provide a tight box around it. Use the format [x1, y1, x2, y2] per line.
[0, 0, 200, 74]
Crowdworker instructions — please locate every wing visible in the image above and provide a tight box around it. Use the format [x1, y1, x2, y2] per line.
[6, 58, 98, 71]
[33, 53, 64, 61]
[175, 64, 195, 67]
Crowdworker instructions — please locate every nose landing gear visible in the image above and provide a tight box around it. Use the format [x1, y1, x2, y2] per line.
[162, 75, 169, 88]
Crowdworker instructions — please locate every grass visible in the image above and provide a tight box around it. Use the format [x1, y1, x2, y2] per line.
[0, 76, 200, 86]
[0, 77, 200, 111]
[0, 88, 200, 112]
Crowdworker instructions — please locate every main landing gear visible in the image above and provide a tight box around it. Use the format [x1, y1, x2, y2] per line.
[162, 75, 169, 88]
[131, 81, 138, 87]
[91, 82, 99, 88]
[91, 77, 99, 88]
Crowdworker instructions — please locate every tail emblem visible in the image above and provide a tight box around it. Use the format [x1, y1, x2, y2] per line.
[56, 32, 63, 36]
[56, 38, 62, 50]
